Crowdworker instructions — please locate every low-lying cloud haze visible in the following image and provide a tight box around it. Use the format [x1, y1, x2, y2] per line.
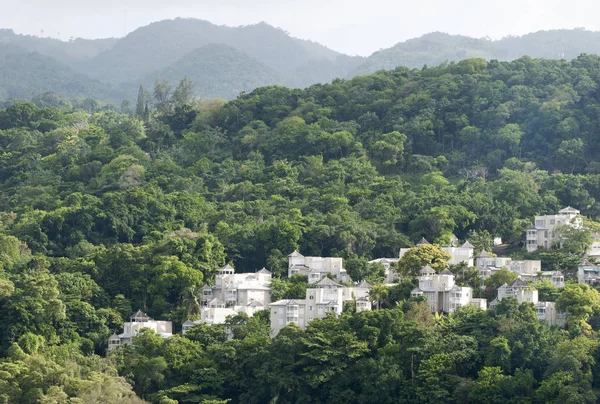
[2, 0, 599, 55]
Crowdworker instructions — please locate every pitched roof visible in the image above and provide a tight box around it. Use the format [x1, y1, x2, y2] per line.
[476, 251, 493, 258]
[419, 265, 435, 275]
[356, 280, 372, 289]
[183, 320, 194, 326]
[314, 277, 341, 288]
[440, 268, 453, 275]
[109, 333, 120, 340]
[208, 297, 225, 306]
[288, 250, 304, 257]
[257, 267, 272, 274]
[247, 300, 264, 307]
[509, 278, 530, 288]
[218, 264, 235, 272]
[411, 287, 423, 294]
[130, 310, 152, 321]
[559, 206, 580, 214]
[460, 241, 475, 249]
[416, 237, 431, 246]
[580, 257, 594, 266]
[270, 299, 307, 306]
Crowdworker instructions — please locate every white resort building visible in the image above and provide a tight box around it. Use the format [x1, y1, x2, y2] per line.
[372, 236, 475, 284]
[578, 257, 600, 285]
[400, 237, 475, 266]
[410, 266, 487, 313]
[269, 278, 372, 337]
[525, 207, 600, 258]
[489, 279, 567, 326]
[288, 250, 350, 284]
[475, 252, 563, 288]
[108, 310, 173, 350]
[183, 265, 273, 334]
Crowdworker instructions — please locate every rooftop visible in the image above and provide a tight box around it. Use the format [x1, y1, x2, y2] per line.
[509, 278, 530, 288]
[270, 299, 307, 306]
[313, 277, 341, 288]
[416, 237, 431, 246]
[460, 241, 475, 249]
[130, 310, 152, 322]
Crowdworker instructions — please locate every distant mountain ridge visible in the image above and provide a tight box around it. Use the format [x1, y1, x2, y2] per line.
[3, 21, 600, 103]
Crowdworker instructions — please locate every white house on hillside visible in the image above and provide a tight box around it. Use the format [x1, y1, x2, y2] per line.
[490, 279, 566, 326]
[185, 265, 273, 334]
[288, 251, 350, 284]
[410, 266, 486, 313]
[269, 278, 372, 337]
[400, 237, 475, 266]
[578, 257, 600, 285]
[108, 310, 173, 350]
[524, 207, 600, 255]
[373, 237, 475, 284]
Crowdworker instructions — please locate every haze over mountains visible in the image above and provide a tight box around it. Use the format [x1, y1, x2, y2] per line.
[3, 19, 600, 102]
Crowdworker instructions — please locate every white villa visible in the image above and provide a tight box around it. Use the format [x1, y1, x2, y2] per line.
[400, 237, 475, 266]
[525, 207, 600, 257]
[475, 252, 564, 288]
[288, 250, 350, 284]
[183, 265, 273, 334]
[368, 257, 400, 284]
[410, 266, 487, 313]
[490, 279, 567, 326]
[526, 207, 582, 251]
[269, 278, 372, 337]
[108, 310, 173, 350]
[578, 257, 600, 285]
[372, 237, 475, 284]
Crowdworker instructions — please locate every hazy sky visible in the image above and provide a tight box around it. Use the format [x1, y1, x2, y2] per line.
[2, 0, 599, 55]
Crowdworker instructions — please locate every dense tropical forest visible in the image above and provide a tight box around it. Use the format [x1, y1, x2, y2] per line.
[4, 56, 600, 402]
[6, 21, 600, 101]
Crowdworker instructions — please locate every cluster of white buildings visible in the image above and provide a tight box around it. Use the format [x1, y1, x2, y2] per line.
[113, 216, 594, 349]
[475, 252, 564, 288]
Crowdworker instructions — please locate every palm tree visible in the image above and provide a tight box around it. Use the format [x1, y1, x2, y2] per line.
[368, 284, 389, 310]
[180, 286, 202, 320]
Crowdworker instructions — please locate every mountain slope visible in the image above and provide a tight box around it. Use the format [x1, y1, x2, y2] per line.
[352, 32, 495, 75]
[0, 29, 117, 63]
[352, 29, 600, 76]
[0, 45, 121, 101]
[82, 18, 345, 85]
[132, 44, 289, 100]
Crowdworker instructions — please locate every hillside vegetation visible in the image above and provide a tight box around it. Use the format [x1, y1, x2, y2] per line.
[3, 56, 600, 402]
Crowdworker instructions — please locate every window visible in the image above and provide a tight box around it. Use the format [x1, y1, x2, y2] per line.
[309, 296, 314, 300]
[550, 219, 555, 225]
[309, 306, 313, 311]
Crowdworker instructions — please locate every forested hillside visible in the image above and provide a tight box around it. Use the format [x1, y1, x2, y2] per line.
[4, 57, 600, 402]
